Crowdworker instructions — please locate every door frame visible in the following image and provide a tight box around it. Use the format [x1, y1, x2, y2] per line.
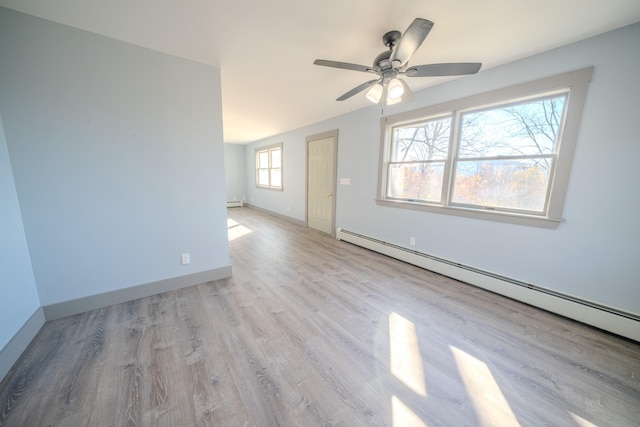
[305, 129, 338, 236]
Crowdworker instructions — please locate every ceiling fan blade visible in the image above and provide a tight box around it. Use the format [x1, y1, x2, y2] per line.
[336, 79, 380, 101]
[404, 62, 482, 77]
[314, 59, 378, 74]
[389, 18, 434, 68]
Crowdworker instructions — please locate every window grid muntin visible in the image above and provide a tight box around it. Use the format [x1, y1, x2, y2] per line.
[255, 143, 283, 190]
[456, 93, 568, 160]
[384, 90, 571, 217]
[384, 114, 453, 203]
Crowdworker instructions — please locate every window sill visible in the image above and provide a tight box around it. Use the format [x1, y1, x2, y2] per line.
[256, 185, 283, 192]
[375, 198, 563, 229]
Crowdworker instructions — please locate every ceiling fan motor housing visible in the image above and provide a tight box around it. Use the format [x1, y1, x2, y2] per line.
[373, 50, 392, 70]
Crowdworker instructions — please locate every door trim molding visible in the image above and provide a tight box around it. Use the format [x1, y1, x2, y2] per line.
[305, 129, 338, 236]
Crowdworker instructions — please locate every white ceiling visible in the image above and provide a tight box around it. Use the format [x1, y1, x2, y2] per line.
[1, 0, 639, 144]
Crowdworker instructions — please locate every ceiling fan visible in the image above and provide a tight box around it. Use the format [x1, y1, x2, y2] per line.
[314, 18, 481, 105]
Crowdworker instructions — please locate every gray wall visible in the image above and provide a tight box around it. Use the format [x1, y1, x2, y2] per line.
[0, 114, 40, 351]
[0, 8, 229, 314]
[245, 23, 640, 316]
[224, 144, 247, 203]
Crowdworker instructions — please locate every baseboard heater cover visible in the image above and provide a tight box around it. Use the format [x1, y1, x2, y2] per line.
[336, 228, 639, 342]
[227, 200, 244, 208]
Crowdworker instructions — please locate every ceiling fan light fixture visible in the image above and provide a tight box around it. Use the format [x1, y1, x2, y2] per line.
[366, 82, 384, 103]
[387, 78, 405, 99]
[387, 79, 413, 106]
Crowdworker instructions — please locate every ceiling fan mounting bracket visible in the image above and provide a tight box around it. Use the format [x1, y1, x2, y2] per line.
[382, 30, 402, 48]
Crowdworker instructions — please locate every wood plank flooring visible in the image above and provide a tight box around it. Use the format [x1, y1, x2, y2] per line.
[1, 206, 639, 426]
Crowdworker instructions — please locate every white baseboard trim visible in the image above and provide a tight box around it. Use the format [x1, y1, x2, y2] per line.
[336, 228, 640, 342]
[244, 204, 307, 228]
[43, 265, 232, 321]
[0, 307, 45, 382]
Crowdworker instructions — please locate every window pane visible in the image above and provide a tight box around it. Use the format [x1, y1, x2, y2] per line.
[259, 151, 269, 168]
[387, 162, 444, 202]
[270, 168, 281, 187]
[391, 116, 451, 162]
[452, 158, 552, 211]
[459, 95, 566, 158]
[258, 168, 269, 186]
[271, 148, 281, 168]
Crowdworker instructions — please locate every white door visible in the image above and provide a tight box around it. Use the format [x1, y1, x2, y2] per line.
[307, 133, 336, 235]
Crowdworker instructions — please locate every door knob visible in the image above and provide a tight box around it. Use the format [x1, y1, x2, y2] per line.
[328, 193, 333, 197]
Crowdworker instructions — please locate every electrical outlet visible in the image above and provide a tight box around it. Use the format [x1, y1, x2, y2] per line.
[181, 253, 190, 265]
[286, 206, 290, 212]
[409, 237, 416, 246]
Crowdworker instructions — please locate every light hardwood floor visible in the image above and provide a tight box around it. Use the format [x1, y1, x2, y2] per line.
[1, 207, 639, 426]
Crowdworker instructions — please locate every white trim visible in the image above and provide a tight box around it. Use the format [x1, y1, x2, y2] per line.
[0, 307, 45, 382]
[255, 142, 283, 190]
[336, 227, 640, 342]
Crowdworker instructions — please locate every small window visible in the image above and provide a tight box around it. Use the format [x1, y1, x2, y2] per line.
[378, 67, 593, 227]
[387, 115, 452, 203]
[255, 143, 282, 190]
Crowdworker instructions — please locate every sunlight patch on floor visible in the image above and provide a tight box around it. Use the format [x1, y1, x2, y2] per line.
[392, 395, 428, 427]
[570, 412, 598, 427]
[227, 218, 252, 241]
[389, 312, 427, 397]
[450, 345, 520, 427]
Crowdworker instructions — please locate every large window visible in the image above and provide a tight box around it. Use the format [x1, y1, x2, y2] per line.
[378, 67, 593, 227]
[255, 143, 282, 190]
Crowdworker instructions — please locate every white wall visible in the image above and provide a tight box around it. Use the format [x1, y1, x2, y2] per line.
[0, 7, 230, 306]
[0, 114, 40, 351]
[245, 23, 640, 316]
[224, 144, 247, 203]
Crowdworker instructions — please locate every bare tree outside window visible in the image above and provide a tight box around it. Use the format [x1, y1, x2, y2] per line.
[453, 94, 567, 212]
[378, 67, 592, 226]
[387, 116, 451, 202]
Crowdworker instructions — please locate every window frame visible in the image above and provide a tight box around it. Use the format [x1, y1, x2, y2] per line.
[385, 113, 453, 204]
[377, 67, 593, 228]
[255, 143, 283, 190]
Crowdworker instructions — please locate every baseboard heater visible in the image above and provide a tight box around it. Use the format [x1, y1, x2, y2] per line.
[336, 228, 640, 342]
[226, 200, 244, 208]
